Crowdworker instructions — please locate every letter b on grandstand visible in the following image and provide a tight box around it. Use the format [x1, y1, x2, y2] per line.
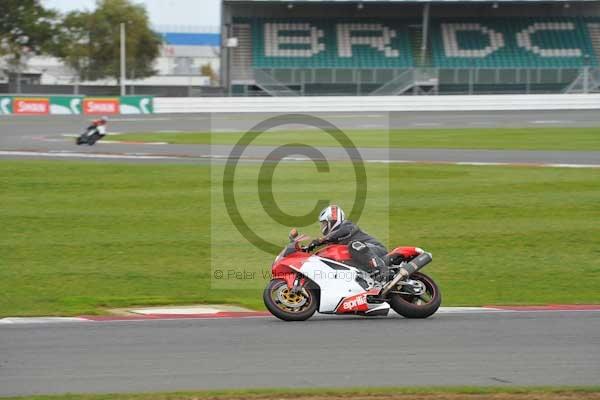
[221, 0, 600, 96]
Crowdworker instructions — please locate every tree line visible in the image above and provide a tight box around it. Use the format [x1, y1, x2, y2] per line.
[0, 0, 162, 83]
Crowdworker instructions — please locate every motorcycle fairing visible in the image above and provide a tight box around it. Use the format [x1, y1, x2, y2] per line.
[271, 255, 357, 313]
[287, 255, 388, 314]
[387, 246, 423, 260]
[272, 252, 311, 289]
[335, 288, 382, 313]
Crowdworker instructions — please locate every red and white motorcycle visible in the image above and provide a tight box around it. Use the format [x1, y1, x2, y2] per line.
[263, 230, 441, 321]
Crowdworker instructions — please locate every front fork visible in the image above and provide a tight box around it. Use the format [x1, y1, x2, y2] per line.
[291, 275, 305, 294]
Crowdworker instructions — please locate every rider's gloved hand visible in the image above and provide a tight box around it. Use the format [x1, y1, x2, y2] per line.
[307, 239, 322, 251]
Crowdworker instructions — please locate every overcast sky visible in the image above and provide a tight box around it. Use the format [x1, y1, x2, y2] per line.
[42, 0, 221, 28]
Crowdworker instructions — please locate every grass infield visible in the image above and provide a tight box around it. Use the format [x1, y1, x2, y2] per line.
[1, 160, 599, 316]
[112, 127, 600, 151]
[4, 387, 600, 400]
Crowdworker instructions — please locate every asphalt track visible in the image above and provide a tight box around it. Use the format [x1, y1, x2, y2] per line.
[1, 111, 599, 396]
[1, 110, 600, 165]
[1, 310, 599, 396]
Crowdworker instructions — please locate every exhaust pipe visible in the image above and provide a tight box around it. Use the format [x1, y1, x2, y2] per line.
[400, 251, 432, 276]
[380, 252, 432, 297]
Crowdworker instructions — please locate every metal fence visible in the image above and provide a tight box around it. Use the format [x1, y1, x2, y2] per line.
[241, 67, 600, 96]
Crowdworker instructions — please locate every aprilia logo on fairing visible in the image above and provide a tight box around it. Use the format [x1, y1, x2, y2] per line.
[341, 294, 368, 311]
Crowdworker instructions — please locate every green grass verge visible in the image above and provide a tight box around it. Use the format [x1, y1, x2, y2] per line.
[112, 127, 600, 150]
[1, 160, 599, 317]
[4, 386, 600, 400]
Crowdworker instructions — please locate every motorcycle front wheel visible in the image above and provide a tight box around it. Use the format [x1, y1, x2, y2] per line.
[389, 272, 441, 319]
[263, 279, 317, 321]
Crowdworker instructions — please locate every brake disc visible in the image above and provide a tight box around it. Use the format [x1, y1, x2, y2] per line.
[276, 286, 308, 308]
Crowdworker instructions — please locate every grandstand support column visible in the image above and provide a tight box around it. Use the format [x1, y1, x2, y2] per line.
[226, 23, 232, 96]
[120, 22, 126, 96]
[221, 2, 232, 96]
[421, 3, 431, 65]
[468, 61, 474, 95]
[584, 54, 591, 93]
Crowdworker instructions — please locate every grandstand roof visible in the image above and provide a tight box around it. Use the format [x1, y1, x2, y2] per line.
[224, 0, 596, 2]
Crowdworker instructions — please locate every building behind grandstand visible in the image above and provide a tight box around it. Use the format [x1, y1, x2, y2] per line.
[0, 25, 220, 91]
[221, 0, 600, 96]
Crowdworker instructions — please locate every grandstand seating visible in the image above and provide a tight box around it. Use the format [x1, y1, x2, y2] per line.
[432, 19, 597, 68]
[250, 19, 414, 68]
[239, 18, 598, 69]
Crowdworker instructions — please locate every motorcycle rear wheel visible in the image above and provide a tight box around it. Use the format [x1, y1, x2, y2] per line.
[263, 279, 317, 321]
[389, 272, 441, 319]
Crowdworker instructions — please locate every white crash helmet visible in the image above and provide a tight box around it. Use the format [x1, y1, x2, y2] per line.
[319, 205, 345, 235]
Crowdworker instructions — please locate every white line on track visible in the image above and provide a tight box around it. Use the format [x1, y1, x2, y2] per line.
[62, 133, 123, 137]
[546, 163, 600, 168]
[282, 156, 312, 161]
[366, 159, 600, 168]
[1, 150, 598, 168]
[530, 120, 575, 124]
[101, 141, 169, 145]
[456, 161, 600, 168]
[316, 114, 386, 119]
[0, 151, 181, 160]
[468, 122, 496, 126]
[108, 117, 173, 122]
[34, 138, 67, 142]
[357, 124, 385, 129]
[412, 122, 442, 127]
[0, 317, 87, 324]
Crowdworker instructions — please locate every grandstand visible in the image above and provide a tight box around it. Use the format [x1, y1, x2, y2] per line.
[221, 0, 600, 96]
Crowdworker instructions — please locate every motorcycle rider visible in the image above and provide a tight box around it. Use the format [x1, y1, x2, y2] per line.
[307, 205, 389, 283]
[87, 116, 108, 139]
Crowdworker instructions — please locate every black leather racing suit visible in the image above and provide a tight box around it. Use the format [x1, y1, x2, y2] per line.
[322, 220, 388, 275]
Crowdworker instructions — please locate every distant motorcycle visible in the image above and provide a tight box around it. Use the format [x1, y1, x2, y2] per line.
[263, 229, 442, 321]
[76, 117, 108, 146]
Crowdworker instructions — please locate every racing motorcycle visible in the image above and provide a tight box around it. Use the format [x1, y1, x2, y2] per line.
[263, 229, 441, 321]
[76, 124, 106, 146]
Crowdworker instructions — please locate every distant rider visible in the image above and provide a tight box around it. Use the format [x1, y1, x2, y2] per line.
[87, 116, 108, 139]
[307, 205, 389, 283]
